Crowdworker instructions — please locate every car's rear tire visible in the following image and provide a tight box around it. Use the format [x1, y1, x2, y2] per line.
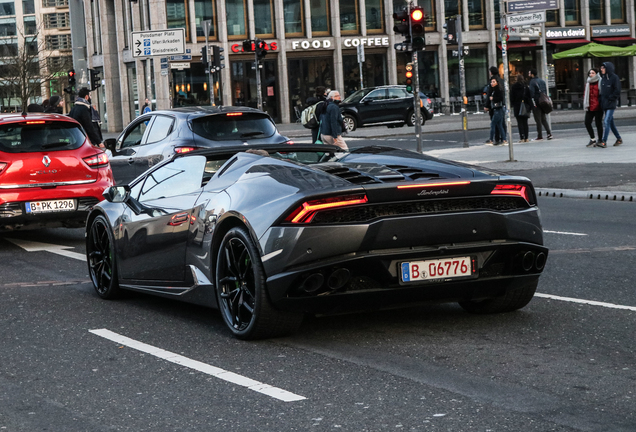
[87, 215, 121, 299]
[343, 114, 357, 132]
[458, 280, 538, 314]
[215, 227, 303, 340]
[407, 110, 425, 127]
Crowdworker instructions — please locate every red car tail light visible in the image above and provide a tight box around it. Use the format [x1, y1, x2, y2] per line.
[0, 162, 7, 174]
[175, 146, 201, 154]
[26, 120, 46, 125]
[491, 184, 529, 202]
[226, 112, 243, 116]
[83, 153, 109, 168]
[285, 140, 294, 145]
[286, 194, 368, 224]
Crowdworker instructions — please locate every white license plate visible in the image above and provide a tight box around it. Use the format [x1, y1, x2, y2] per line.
[401, 256, 474, 282]
[25, 199, 76, 214]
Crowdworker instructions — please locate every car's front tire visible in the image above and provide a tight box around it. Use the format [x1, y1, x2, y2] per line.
[343, 114, 357, 132]
[215, 227, 303, 340]
[458, 279, 538, 314]
[87, 215, 121, 299]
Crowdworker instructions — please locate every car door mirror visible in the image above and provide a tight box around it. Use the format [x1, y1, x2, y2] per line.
[104, 138, 117, 152]
[103, 185, 130, 203]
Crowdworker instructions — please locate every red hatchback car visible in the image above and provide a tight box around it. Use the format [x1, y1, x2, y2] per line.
[0, 113, 114, 231]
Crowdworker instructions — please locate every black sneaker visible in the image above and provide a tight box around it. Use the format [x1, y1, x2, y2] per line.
[597, 141, 607, 148]
[586, 139, 596, 147]
[547, 134, 553, 140]
[614, 138, 623, 146]
[533, 137, 544, 141]
[484, 140, 493, 144]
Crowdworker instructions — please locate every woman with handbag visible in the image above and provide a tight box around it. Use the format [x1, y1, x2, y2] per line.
[487, 77, 507, 145]
[583, 68, 603, 147]
[511, 73, 531, 142]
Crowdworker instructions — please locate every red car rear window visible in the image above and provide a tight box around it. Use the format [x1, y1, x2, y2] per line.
[0, 122, 85, 153]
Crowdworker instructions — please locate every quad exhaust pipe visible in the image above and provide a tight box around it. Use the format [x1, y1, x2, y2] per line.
[299, 268, 352, 293]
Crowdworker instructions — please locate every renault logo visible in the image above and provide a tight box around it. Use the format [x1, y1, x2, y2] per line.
[42, 156, 51, 167]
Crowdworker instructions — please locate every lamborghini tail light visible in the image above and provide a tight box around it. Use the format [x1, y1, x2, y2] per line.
[83, 153, 109, 168]
[286, 194, 368, 224]
[491, 184, 529, 203]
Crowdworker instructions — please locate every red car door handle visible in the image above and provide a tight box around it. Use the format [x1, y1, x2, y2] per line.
[169, 212, 189, 226]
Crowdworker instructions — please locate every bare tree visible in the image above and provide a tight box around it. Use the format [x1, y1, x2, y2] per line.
[0, 23, 72, 112]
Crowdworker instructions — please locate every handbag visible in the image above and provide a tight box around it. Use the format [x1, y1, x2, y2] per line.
[518, 101, 530, 118]
[538, 91, 553, 114]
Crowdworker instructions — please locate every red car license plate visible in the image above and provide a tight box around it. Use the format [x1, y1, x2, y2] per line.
[401, 256, 474, 282]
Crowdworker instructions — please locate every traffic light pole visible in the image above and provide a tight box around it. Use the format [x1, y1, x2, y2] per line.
[456, 15, 469, 148]
[499, 0, 515, 162]
[203, 20, 215, 106]
[412, 50, 423, 154]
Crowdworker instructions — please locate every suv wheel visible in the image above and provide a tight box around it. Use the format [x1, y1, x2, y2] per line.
[343, 114, 357, 132]
[407, 110, 425, 127]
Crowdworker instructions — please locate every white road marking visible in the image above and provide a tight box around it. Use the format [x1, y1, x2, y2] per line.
[543, 230, 588, 236]
[5, 238, 85, 261]
[535, 293, 636, 312]
[89, 329, 306, 402]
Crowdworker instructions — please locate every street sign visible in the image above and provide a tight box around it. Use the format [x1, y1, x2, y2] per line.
[131, 28, 185, 58]
[506, 0, 557, 13]
[357, 44, 365, 63]
[509, 25, 542, 38]
[506, 11, 545, 26]
[170, 62, 190, 69]
[170, 55, 192, 61]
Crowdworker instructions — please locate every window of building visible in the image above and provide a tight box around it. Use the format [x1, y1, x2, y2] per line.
[42, 0, 68, 7]
[0, 18, 17, 36]
[45, 34, 72, 50]
[23, 0, 35, 13]
[23, 16, 36, 35]
[366, 0, 383, 33]
[610, 0, 625, 22]
[44, 12, 70, 28]
[589, 0, 603, 23]
[0, 39, 17, 56]
[166, 0, 189, 41]
[26, 37, 37, 55]
[0, 0, 14, 16]
[284, 0, 303, 36]
[226, 0, 246, 39]
[445, 0, 460, 23]
[342, 53, 387, 95]
[448, 47, 487, 96]
[564, 0, 580, 24]
[545, 10, 558, 26]
[47, 56, 72, 70]
[494, 1, 501, 27]
[310, 0, 329, 35]
[194, 0, 216, 40]
[468, 0, 485, 29]
[340, 0, 358, 34]
[254, 0, 273, 36]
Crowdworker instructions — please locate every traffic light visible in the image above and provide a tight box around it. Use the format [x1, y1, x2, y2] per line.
[393, 9, 410, 39]
[255, 39, 267, 59]
[444, 17, 458, 45]
[68, 69, 76, 86]
[212, 46, 225, 71]
[410, 6, 425, 50]
[89, 69, 101, 91]
[242, 40, 254, 52]
[200, 46, 209, 69]
[405, 63, 413, 93]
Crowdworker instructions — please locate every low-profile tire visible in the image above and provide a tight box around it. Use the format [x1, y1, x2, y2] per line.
[343, 114, 357, 132]
[87, 215, 121, 299]
[458, 280, 538, 314]
[407, 110, 425, 127]
[215, 227, 303, 340]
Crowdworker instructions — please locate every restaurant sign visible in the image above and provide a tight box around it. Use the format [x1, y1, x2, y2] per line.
[592, 25, 631, 37]
[545, 27, 585, 39]
[290, 37, 389, 50]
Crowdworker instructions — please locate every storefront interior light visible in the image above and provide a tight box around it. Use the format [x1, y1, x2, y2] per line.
[181, 85, 185, 92]
[187, 84, 191, 92]
[203, 82, 207, 91]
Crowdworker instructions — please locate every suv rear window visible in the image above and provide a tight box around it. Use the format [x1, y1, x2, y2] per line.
[191, 113, 277, 141]
[0, 122, 85, 153]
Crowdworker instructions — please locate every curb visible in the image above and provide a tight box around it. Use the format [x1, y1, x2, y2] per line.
[536, 188, 636, 202]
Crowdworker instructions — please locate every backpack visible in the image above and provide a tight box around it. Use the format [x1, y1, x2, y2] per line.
[301, 102, 322, 129]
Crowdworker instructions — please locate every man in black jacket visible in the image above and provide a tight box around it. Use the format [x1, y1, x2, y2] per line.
[528, 69, 553, 141]
[69, 87, 104, 148]
[484, 66, 503, 143]
[598, 62, 623, 148]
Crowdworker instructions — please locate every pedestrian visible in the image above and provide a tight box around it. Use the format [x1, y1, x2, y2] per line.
[320, 90, 348, 151]
[69, 87, 104, 148]
[583, 68, 603, 147]
[305, 86, 327, 144]
[26, 103, 44, 113]
[142, 98, 152, 115]
[487, 77, 506, 145]
[528, 69, 553, 141]
[41, 99, 50, 111]
[91, 104, 104, 144]
[484, 66, 504, 143]
[44, 95, 64, 114]
[597, 62, 623, 148]
[511, 73, 531, 142]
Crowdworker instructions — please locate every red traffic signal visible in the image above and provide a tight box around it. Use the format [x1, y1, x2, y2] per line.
[410, 8, 424, 22]
[68, 70, 75, 78]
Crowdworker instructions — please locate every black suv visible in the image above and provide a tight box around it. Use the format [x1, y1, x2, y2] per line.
[339, 85, 434, 132]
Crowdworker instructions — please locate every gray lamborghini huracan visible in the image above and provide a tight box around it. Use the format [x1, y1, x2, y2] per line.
[86, 144, 548, 339]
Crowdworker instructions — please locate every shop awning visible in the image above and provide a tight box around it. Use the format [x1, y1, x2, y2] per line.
[592, 36, 636, 43]
[552, 42, 633, 59]
[547, 39, 590, 45]
[497, 41, 540, 50]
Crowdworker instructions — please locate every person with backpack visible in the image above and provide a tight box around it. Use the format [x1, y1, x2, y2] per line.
[511, 73, 531, 142]
[320, 90, 348, 151]
[303, 86, 327, 144]
[528, 69, 553, 141]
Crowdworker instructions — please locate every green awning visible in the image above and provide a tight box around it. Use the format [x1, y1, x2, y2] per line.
[552, 42, 632, 59]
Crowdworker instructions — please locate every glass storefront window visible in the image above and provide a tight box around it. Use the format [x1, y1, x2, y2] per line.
[287, 56, 333, 119]
[254, 0, 274, 36]
[126, 63, 138, 118]
[284, 0, 303, 36]
[398, 51, 439, 97]
[310, 0, 329, 35]
[610, 0, 624, 22]
[230, 59, 277, 121]
[342, 53, 387, 96]
[468, 0, 484, 29]
[226, 0, 247, 39]
[445, 0, 460, 23]
[366, 0, 383, 33]
[448, 48, 487, 96]
[589, 0, 604, 24]
[564, 0, 580, 24]
[340, 1, 358, 34]
[173, 63, 223, 107]
[194, 0, 216, 41]
[166, 0, 189, 41]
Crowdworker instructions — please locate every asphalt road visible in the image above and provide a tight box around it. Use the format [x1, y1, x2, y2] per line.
[1, 196, 635, 431]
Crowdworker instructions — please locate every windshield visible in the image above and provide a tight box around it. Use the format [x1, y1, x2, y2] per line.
[0, 122, 85, 153]
[191, 113, 277, 141]
[343, 88, 374, 104]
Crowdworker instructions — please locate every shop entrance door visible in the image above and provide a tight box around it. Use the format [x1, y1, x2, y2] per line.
[230, 59, 279, 122]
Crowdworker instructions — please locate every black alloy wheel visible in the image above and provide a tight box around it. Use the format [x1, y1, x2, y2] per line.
[215, 227, 303, 340]
[458, 279, 538, 314]
[87, 215, 121, 299]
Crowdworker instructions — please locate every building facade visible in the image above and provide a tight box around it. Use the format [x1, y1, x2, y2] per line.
[83, 0, 636, 131]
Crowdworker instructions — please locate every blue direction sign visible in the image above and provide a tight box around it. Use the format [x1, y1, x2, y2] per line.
[507, 0, 558, 13]
[170, 55, 192, 61]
